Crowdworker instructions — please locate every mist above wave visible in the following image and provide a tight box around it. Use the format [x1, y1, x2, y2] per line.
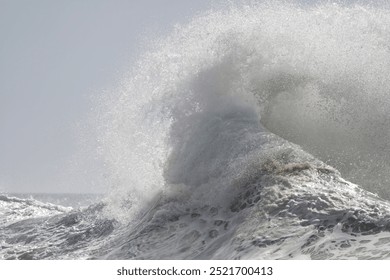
[94, 1, 390, 220]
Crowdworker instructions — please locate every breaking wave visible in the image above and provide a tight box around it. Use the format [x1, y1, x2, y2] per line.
[3, 1, 390, 259]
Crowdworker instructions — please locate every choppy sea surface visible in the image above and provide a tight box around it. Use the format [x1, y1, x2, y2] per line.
[6, 194, 104, 209]
[3, 1, 390, 259]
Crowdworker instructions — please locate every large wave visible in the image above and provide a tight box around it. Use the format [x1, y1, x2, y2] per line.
[3, 0, 390, 260]
[95, 1, 390, 218]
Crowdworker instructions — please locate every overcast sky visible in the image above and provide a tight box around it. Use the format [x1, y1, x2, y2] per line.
[0, 0, 230, 193]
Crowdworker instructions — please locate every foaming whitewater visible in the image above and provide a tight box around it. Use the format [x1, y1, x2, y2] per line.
[3, 1, 390, 259]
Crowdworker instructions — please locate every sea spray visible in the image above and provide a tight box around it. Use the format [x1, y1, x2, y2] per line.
[94, 1, 390, 221]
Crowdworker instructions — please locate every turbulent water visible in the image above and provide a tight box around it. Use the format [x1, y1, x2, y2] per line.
[3, 1, 390, 259]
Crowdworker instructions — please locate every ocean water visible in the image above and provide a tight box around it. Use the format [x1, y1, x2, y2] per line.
[6, 193, 104, 209]
[2, 1, 390, 259]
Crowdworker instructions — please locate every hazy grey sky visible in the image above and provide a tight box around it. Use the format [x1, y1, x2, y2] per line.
[0, 0, 362, 194]
[0, 0, 226, 193]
